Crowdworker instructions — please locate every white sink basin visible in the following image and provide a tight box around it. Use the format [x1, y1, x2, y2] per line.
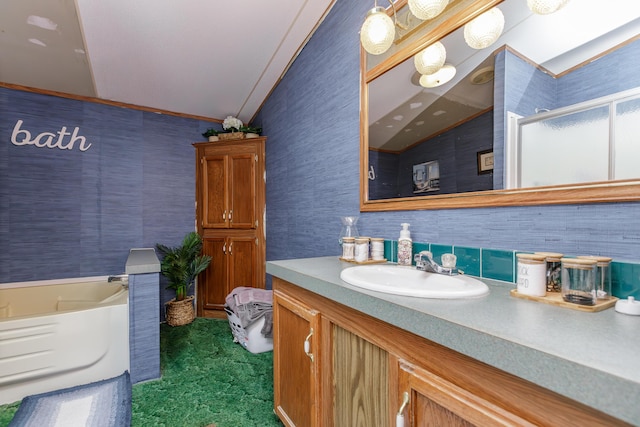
[340, 264, 489, 299]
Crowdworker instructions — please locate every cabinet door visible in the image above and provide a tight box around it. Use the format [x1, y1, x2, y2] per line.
[397, 359, 533, 427]
[228, 235, 258, 289]
[202, 155, 228, 228]
[333, 324, 389, 427]
[273, 289, 321, 427]
[228, 151, 256, 229]
[200, 236, 228, 311]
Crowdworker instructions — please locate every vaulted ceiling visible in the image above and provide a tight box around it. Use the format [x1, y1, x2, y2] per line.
[1, 0, 335, 123]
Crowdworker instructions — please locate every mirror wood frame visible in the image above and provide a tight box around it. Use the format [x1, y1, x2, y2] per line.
[359, 0, 640, 212]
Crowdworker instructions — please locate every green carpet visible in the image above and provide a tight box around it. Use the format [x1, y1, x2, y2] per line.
[0, 318, 283, 427]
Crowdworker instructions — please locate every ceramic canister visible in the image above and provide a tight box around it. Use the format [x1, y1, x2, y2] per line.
[516, 253, 547, 297]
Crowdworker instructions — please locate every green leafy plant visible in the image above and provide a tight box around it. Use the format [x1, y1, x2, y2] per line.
[202, 128, 219, 138]
[239, 125, 262, 135]
[156, 232, 211, 301]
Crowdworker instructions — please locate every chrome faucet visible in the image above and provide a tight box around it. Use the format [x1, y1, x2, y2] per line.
[414, 251, 461, 275]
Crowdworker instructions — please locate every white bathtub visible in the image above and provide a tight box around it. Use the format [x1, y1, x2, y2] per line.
[0, 277, 130, 405]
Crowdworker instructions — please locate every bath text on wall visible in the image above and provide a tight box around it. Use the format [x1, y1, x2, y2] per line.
[11, 119, 92, 152]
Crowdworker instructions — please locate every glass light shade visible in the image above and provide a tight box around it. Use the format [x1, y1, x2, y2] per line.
[419, 64, 456, 88]
[414, 42, 446, 75]
[463, 7, 505, 50]
[527, 0, 570, 15]
[408, 0, 449, 20]
[360, 6, 395, 55]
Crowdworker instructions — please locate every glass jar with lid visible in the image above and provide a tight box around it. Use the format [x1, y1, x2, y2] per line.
[561, 258, 597, 306]
[354, 237, 370, 263]
[341, 237, 355, 261]
[535, 252, 563, 293]
[577, 256, 612, 300]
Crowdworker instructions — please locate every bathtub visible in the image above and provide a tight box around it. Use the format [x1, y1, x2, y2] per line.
[0, 277, 130, 405]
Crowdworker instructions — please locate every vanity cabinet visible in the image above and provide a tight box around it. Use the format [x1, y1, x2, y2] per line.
[272, 277, 630, 427]
[396, 358, 531, 426]
[194, 138, 266, 318]
[273, 290, 321, 426]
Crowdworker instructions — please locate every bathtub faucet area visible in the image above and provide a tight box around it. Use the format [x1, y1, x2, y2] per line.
[414, 251, 461, 275]
[108, 274, 128, 283]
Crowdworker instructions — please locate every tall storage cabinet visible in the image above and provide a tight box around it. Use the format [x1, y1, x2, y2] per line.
[194, 137, 266, 318]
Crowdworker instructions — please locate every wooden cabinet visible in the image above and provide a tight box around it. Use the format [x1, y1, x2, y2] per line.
[396, 358, 531, 426]
[194, 138, 266, 318]
[201, 148, 257, 229]
[272, 278, 630, 427]
[273, 290, 321, 427]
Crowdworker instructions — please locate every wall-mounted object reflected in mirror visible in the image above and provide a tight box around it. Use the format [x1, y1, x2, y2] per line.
[477, 149, 493, 175]
[361, 0, 640, 210]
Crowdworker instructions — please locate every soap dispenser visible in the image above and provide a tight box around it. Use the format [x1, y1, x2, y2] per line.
[397, 223, 412, 266]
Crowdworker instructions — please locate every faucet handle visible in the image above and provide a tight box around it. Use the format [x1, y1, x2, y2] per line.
[441, 253, 457, 268]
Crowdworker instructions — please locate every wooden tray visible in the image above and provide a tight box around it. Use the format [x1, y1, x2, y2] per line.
[339, 257, 387, 265]
[510, 289, 617, 312]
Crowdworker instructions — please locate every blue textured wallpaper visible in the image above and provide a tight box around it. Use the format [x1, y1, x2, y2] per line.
[0, 88, 215, 311]
[397, 111, 493, 196]
[255, 0, 640, 275]
[2, 0, 639, 303]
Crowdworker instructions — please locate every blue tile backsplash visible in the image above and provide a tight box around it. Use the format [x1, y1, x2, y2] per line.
[381, 240, 639, 299]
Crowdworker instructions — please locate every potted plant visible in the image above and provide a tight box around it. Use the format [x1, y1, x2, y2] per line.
[218, 116, 245, 140]
[202, 128, 220, 142]
[156, 232, 211, 326]
[239, 125, 262, 138]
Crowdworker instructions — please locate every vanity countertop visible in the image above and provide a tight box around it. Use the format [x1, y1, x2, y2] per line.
[267, 256, 640, 426]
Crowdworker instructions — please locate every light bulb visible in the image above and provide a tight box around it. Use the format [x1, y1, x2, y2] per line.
[414, 42, 446, 75]
[463, 7, 504, 50]
[360, 7, 395, 55]
[408, 0, 449, 20]
[527, 0, 570, 15]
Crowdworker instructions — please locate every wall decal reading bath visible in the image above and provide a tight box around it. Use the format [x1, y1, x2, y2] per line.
[11, 120, 92, 152]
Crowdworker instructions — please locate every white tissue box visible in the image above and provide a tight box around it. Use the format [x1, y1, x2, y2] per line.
[225, 307, 273, 354]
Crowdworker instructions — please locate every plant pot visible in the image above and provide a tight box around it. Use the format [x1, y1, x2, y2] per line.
[245, 133, 259, 139]
[165, 295, 195, 326]
[208, 136, 219, 142]
[218, 132, 245, 141]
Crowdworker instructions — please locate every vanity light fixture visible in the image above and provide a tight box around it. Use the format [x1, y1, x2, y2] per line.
[408, 0, 449, 20]
[419, 64, 456, 88]
[414, 41, 446, 75]
[360, 1, 396, 55]
[463, 7, 505, 49]
[527, 0, 570, 15]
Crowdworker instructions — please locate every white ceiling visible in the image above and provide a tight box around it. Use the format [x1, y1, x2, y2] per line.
[0, 0, 335, 124]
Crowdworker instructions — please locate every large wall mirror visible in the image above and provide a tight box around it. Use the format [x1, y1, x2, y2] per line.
[360, 0, 640, 211]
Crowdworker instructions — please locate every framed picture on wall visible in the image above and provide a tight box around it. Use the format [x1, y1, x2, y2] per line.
[477, 150, 494, 175]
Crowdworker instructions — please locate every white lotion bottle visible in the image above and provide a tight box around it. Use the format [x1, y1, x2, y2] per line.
[397, 223, 412, 266]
